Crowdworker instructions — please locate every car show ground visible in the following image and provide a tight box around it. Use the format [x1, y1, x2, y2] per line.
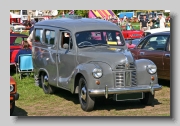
[11, 70, 170, 116]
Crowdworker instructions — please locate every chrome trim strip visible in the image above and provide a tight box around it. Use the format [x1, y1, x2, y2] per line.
[88, 84, 162, 96]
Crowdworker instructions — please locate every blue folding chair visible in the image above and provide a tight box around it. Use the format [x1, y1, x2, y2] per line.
[16, 54, 34, 80]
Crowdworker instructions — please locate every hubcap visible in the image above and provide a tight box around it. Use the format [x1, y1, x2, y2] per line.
[44, 75, 49, 87]
[81, 86, 87, 101]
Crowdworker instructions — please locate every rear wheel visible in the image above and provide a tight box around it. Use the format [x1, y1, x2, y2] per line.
[140, 92, 154, 105]
[78, 77, 95, 112]
[41, 73, 56, 94]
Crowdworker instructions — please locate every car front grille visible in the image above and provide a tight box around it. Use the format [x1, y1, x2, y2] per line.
[115, 71, 137, 87]
[116, 62, 135, 70]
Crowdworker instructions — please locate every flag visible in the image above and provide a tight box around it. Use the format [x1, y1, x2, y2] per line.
[68, 10, 74, 15]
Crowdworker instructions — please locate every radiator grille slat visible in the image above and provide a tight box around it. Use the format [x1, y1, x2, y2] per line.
[115, 71, 137, 87]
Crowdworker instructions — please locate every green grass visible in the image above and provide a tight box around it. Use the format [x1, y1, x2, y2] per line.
[11, 69, 170, 116]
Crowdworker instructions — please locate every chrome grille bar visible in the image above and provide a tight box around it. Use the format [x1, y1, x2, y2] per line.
[115, 71, 137, 87]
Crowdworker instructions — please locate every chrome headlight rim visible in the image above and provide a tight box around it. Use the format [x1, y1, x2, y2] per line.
[10, 84, 14, 92]
[146, 64, 157, 74]
[92, 68, 103, 79]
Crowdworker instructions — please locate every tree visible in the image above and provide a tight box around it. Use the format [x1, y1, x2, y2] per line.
[74, 10, 88, 17]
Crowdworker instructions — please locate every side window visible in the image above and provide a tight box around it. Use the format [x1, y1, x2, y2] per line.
[60, 32, 73, 50]
[142, 35, 168, 51]
[35, 29, 43, 42]
[45, 30, 55, 45]
[137, 38, 148, 49]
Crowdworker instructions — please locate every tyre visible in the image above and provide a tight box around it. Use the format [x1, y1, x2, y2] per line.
[41, 73, 56, 94]
[140, 92, 154, 105]
[10, 102, 15, 116]
[78, 77, 95, 112]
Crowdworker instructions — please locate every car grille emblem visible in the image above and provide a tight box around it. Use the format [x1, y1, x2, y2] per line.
[126, 63, 129, 69]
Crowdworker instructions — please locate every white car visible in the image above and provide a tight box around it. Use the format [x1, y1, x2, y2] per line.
[144, 27, 170, 36]
[11, 23, 26, 32]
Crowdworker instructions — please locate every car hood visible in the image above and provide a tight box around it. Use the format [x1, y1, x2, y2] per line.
[77, 47, 134, 69]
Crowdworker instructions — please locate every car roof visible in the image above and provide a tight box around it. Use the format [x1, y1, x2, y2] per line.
[144, 28, 170, 33]
[35, 18, 121, 33]
[10, 33, 28, 37]
[149, 31, 170, 36]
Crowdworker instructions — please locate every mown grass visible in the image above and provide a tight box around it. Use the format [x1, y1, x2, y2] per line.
[11, 69, 170, 116]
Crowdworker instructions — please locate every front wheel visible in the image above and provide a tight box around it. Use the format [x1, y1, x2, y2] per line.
[78, 77, 95, 112]
[41, 73, 56, 94]
[140, 92, 154, 105]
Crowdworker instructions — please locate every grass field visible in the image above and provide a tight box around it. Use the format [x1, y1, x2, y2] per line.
[11, 28, 170, 116]
[11, 69, 170, 116]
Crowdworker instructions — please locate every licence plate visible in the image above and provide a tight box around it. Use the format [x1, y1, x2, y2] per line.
[115, 92, 143, 101]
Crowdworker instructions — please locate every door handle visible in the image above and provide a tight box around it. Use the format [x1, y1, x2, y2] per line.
[165, 54, 170, 57]
[140, 52, 145, 55]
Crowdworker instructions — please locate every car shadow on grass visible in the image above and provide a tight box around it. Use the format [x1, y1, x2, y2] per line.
[11, 106, 28, 116]
[93, 97, 162, 111]
[53, 87, 162, 111]
[53, 88, 80, 104]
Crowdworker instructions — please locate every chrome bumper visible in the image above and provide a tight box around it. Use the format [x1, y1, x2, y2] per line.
[88, 84, 162, 98]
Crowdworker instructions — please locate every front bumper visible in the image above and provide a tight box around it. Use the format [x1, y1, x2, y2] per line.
[88, 84, 162, 98]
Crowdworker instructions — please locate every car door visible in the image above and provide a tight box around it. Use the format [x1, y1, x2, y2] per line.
[162, 36, 170, 80]
[57, 30, 77, 88]
[137, 35, 169, 78]
[129, 37, 149, 60]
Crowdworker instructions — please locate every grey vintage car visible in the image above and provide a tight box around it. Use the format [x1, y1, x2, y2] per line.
[32, 17, 162, 111]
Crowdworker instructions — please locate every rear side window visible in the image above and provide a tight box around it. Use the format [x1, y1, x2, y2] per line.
[45, 30, 55, 45]
[35, 29, 43, 42]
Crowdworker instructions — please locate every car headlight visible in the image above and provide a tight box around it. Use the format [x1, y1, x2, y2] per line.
[10, 85, 14, 92]
[92, 68, 103, 79]
[146, 65, 157, 74]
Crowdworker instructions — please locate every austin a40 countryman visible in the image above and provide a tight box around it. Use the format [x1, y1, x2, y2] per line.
[32, 17, 162, 111]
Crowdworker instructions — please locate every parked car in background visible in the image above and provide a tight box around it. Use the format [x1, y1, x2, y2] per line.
[121, 26, 144, 40]
[11, 23, 26, 32]
[144, 27, 170, 37]
[10, 33, 28, 66]
[129, 32, 170, 80]
[10, 76, 19, 115]
[32, 17, 162, 111]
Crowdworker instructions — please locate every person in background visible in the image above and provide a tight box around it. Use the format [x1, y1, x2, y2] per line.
[27, 20, 38, 46]
[158, 13, 166, 28]
[147, 18, 154, 30]
[126, 40, 136, 49]
[126, 23, 132, 30]
[15, 41, 32, 64]
[123, 15, 127, 22]
[29, 20, 36, 35]
[140, 14, 148, 31]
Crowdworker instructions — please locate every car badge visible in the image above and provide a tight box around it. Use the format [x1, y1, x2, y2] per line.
[126, 63, 129, 69]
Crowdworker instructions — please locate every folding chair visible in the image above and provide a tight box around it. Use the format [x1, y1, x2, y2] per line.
[16, 54, 34, 80]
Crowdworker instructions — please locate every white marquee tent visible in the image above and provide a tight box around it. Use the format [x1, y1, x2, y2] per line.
[10, 12, 21, 18]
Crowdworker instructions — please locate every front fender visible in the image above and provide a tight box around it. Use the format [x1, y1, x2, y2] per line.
[73, 62, 114, 90]
[136, 59, 158, 85]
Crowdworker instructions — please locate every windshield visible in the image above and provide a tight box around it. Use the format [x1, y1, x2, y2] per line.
[75, 30, 125, 48]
